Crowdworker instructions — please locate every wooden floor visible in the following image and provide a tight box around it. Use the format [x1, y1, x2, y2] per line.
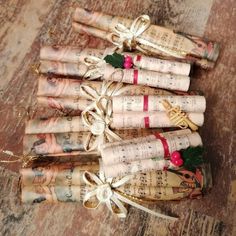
[0, 0, 235, 235]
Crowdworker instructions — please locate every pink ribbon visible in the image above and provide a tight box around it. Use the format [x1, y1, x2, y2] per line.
[154, 133, 170, 158]
[133, 69, 138, 85]
[136, 55, 142, 61]
[143, 95, 148, 111]
[144, 116, 150, 128]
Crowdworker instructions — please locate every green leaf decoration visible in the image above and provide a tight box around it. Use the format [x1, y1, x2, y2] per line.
[104, 52, 125, 68]
[180, 146, 204, 172]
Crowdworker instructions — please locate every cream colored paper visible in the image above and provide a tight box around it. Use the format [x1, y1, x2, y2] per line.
[40, 46, 191, 76]
[102, 64, 190, 91]
[37, 96, 91, 111]
[73, 7, 219, 63]
[101, 132, 202, 165]
[40, 61, 190, 91]
[112, 95, 206, 113]
[133, 55, 191, 75]
[101, 159, 169, 178]
[37, 76, 173, 98]
[111, 112, 204, 129]
[40, 60, 87, 77]
[37, 76, 102, 98]
[116, 185, 191, 200]
[25, 116, 88, 134]
[40, 46, 104, 63]
[102, 129, 192, 149]
[21, 185, 89, 203]
[23, 129, 161, 155]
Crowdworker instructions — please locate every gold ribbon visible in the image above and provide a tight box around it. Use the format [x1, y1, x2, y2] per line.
[106, 15, 186, 58]
[83, 170, 178, 220]
[162, 100, 198, 131]
[0, 150, 38, 167]
[80, 81, 130, 151]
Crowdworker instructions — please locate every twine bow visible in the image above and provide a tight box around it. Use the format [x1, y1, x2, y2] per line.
[107, 15, 186, 58]
[80, 81, 129, 151]
[83, 170, 178, 220]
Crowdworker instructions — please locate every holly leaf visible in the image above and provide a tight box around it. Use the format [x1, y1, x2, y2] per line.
[104, 52, 125, 68]
[181, 146, 204, 172]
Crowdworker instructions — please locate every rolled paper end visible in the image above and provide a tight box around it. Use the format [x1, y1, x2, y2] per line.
[39, 60, 88, 77]
[185, 63, 191, 76]
[21, 187, 32, 204]
[73, 7, 87, 22]
[188, 132, 203, 147]
[73, 7, 98, 24]
[72, 22, 108, 40]
[201, 96, 207, 113]
[209, 42, 220, 62]
[40, 46, 73, 62]
[188, 113, 204, 127]
[40, 46, 50, 60]
[40, 45, 85, 64]
[23, 135, 35, 155]
[184, 76, 191, 91]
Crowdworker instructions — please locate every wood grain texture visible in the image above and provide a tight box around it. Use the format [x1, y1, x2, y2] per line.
[0, 0, 235, 235]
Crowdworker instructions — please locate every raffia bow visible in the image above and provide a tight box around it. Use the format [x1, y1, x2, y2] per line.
[82, 54, 126, 82]
[81, 104, 121, 152]
[83, 55, 106, 80]
[80, 81, 130, 151]
[79, 80, 128, 101]
[107, 15, 186, 58]
[83, 170, 178, 220]
[82, 45, 119, 79]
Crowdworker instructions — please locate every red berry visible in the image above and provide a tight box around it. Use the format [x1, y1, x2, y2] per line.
[171, 151, 181, 162]
[125, 56, 133, 63]
[124, 61, 132, 69]
[171, 158, 183, 167]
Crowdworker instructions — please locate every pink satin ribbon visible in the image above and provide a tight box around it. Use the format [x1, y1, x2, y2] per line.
[136, 55, 142, 61]
[144, 116, 150, 128]
[154, 133, 170, 158]
[133, 69, 138, 85]
[143, 95, 148, 111]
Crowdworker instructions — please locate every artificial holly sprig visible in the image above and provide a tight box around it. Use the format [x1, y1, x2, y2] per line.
[180, 146, 204, 172]
[104, 52, 133, 69]
[151, 146, 204, 172]
[169, 146, 204, 172]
